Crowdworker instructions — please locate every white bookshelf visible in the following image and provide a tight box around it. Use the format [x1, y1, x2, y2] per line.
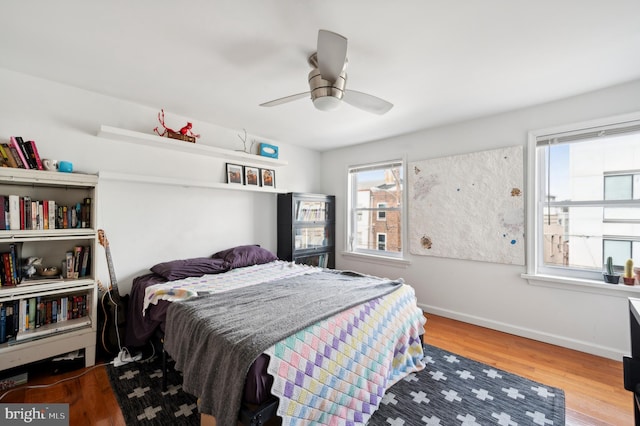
[0, 168, 98, 371]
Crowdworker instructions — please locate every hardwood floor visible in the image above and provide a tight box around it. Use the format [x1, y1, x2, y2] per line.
[0, 314, 633, 425]
[423, 314, 633, 425]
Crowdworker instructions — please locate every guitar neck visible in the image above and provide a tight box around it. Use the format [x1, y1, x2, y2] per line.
[105, 245, 119, 294]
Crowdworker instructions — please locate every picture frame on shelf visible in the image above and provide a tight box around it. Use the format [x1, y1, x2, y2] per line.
[260, 168, 275, 188]
[244, 166, 260, 186]
[226, 163, 243, 185]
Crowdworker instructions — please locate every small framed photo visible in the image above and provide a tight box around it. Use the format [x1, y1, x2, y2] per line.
[226, 163, 244, 185]
[260, 168, 275, 188]
[244, 166, 260, 186]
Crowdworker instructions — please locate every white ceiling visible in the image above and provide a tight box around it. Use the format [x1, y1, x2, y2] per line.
[1, 1, 639, 151]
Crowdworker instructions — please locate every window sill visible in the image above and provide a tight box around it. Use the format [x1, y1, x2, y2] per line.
[522, 273, 640, 297]
[340, 251, 411, 268]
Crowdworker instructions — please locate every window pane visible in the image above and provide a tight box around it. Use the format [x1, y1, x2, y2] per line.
[543, 204, 640, 271]
[350, 163, 403, 256]
[294, 226, 332, 250]
[604, 175, 632, 200]
[539, 129, 640, 280]
[603, 240, 631, 269]
[545, 134, 640, 203]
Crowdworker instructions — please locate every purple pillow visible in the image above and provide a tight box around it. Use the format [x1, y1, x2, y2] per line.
[150, 257, 229, 281]
[212, 245, 278, 269]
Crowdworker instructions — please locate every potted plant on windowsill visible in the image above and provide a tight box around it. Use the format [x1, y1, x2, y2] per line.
[603, 256, 620, 284]
[623, 259, 636, 286]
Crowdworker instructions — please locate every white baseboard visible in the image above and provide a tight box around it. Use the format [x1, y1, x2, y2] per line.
[419, 303, 625, 361]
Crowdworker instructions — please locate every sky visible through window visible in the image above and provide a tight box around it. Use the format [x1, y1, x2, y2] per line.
[548, 143, 570, 201]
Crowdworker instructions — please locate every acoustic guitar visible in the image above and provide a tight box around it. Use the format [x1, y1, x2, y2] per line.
[97, 229, 128, 355]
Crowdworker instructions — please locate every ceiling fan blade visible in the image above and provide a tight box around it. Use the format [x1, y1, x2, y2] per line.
[317, 29, 347, 82]
[259, 91, 310, 107]
[343, 90, 393, 115]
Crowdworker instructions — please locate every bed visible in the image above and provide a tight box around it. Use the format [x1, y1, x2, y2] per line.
[125, 245, 426, 425]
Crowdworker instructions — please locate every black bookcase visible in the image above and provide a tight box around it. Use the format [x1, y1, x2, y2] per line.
[277, 192, 335, 268]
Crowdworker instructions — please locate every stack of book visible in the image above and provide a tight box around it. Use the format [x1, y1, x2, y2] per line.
[0, 196, 92, 230]
[0, 136, 44, 170]
[64, 245, 91, 280]
[0, 293, 90, 344]
[0, 243, 22, 286]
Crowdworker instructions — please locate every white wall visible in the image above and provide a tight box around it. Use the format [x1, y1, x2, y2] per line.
[321, 78, 640, 360]
[0, 68, 322, 294]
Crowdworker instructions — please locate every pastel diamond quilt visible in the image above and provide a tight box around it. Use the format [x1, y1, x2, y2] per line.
[265, 284, 426, 425]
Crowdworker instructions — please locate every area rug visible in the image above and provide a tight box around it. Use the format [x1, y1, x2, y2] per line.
[106, 344, 565, 425]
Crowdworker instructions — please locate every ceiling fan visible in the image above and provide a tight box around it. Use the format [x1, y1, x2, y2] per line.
[259, 30, 393, 115]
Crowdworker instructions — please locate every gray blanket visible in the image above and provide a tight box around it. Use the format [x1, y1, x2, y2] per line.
[164, 269, 402, 426]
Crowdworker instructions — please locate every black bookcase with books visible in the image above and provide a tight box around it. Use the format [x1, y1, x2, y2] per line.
[277, 192, 335, 268]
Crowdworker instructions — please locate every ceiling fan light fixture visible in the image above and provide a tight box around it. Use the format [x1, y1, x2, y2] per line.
[313, 95, 342, 111]
[259, 29, 393, 114]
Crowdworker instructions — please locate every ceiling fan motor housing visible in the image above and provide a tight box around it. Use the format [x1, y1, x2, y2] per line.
[308, 68, 346, 110]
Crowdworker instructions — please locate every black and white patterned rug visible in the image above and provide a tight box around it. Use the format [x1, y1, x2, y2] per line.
[106, 344, 565, 425]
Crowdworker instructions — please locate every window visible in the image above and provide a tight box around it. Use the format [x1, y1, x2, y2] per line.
[377, 203, 387, 221]
[377, 233, 387, 250]
[348, 161, 403, 258]
[529, 115, 640, 281]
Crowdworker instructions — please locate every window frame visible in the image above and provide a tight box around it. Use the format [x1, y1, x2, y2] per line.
[346, 160, 406, 261]
[524, 112, 640, 293]
[376, 203, 387, 221]
[377, 232, 387, 251]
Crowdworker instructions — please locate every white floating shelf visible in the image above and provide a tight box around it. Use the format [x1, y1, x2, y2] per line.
[97, 125, 288, 167]
[99, 171, 288, 193]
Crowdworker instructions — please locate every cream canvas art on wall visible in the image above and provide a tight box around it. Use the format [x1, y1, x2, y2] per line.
[408, 145, 524, 265]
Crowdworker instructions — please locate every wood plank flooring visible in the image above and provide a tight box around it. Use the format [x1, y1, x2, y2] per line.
[0, 313, 633, 425]
[423, 314, 632, 425]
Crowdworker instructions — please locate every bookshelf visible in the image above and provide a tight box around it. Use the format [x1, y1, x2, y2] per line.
[277, 193, 335, 268]
[0, 168, 98, 372]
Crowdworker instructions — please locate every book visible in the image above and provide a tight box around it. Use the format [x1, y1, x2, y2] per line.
[72, 246, 83, 278]
[0, 304, 6, 344]
[82, 198, 91, 228]
[16, 137, 36, 169]
[29, 141, 44, 170]
[7, 144, 25, 169]
[7, 195, 19, 230]
[25, 141, 43, 170]
[22, 196, 30, 230]
[35, 297, 43, 328]
[0, 144, 18, 168]
[0, 145, 10, 168]
[2, 253, 13, 286]
[79, 245, 90, 277]
[9, 243, 23, 284]
[19, 299, 27, 332]
[0, 196, 6, 230]
[9, 137, 30, 169]
[28, 297, 36, 330]
[65, 251, 74, 279]
[48, 200, 56, 230]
